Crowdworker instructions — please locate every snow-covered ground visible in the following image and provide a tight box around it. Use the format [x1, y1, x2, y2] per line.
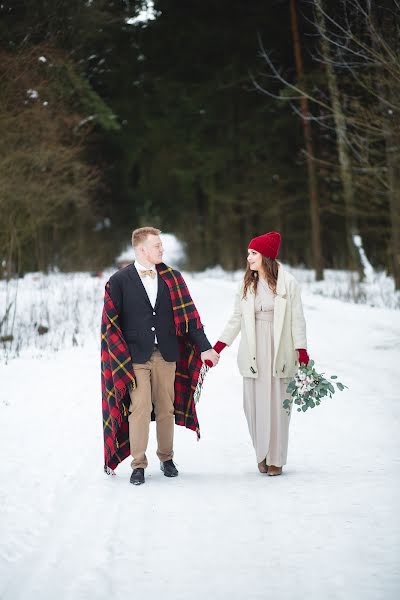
[1, 266, 399, 599]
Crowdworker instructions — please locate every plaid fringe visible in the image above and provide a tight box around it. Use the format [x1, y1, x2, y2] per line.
[194, 363, 209, 405]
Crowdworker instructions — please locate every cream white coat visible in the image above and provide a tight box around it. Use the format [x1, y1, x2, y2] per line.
[219, 265, 307, 379]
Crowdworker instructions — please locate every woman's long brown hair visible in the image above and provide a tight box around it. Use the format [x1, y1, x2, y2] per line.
[243, 256, 279, 299]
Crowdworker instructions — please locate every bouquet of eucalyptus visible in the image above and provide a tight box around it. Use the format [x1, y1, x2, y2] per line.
[283, 360, 347, 415]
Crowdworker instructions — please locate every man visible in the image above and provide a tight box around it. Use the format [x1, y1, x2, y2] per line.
[105, 227, 219, 485]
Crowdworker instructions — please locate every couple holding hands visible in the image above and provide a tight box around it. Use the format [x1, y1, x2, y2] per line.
[101, 226, 309, 485]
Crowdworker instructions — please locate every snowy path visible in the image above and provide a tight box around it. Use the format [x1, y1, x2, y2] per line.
[1, 275, 399, 600]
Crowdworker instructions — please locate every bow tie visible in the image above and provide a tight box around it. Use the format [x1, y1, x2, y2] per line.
[139, 269, 156, 279]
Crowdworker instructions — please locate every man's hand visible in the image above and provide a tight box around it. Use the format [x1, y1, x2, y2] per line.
[201, 348, 220, 367]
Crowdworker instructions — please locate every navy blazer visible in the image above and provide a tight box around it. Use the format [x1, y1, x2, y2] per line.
[108, 264, 211, 363]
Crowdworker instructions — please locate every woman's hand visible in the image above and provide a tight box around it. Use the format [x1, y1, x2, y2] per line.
[213, 341, 227, 354]
[296, 348, 309, 366]
[204, 341, 227, 367]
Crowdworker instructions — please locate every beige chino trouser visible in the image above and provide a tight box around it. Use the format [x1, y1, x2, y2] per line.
[128, 348, 176, 469]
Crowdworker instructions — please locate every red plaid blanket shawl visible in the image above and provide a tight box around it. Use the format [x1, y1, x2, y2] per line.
[101, 263, 208, 473]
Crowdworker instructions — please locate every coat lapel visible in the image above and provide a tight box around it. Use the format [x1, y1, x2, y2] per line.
[242, 288, 256, 357]
[273, 265, 287, 350]
[154, 271, 166, 309]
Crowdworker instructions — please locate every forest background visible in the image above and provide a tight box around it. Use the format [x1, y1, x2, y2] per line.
[1, 0, 399, 288]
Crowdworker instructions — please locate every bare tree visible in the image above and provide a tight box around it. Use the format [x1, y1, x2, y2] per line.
[314, 0, 361, 274]
[312, 0, 400, 286]
[256, 0, 400, 286]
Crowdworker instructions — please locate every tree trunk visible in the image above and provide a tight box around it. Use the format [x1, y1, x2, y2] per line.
[371, 2, 400, 290]
[386, 136, 400, 289]
[290, 0, 324, 280]
[314, 0, 362, 276]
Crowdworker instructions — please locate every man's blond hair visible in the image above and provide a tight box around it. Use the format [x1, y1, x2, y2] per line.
[132, 226, 161, 248]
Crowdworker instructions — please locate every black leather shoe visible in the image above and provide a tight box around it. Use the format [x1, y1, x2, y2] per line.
[160, 459, 179, 477]
[130, 468, 145, 485]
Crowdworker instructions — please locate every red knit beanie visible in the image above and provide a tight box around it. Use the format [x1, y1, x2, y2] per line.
[248, 231, 281, 259]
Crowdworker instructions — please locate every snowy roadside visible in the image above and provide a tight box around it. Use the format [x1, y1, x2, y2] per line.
[0, 273, 399, 600]
[1, 230, 399, 363]
[192, 263, 400, 310]
[1, 264, 399, 364]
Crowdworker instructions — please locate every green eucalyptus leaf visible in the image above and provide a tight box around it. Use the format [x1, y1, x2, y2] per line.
[284, 364, 346, 414]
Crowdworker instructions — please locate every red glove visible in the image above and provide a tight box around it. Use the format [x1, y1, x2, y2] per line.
[296, 348, 309, 366]
[214, 341, 227, 354]
[205, 341, 227, 367]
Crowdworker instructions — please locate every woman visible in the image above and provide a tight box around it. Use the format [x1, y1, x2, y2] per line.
[214, 231, 309, 476]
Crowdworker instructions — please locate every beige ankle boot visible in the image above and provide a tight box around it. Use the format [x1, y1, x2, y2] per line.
[258, 459, 268, 473]
[267, 465, 283, 476]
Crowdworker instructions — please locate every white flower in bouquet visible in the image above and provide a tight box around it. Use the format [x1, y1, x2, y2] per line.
[283, 360, 347, 414]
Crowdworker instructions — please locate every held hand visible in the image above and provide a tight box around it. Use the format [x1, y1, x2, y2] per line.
[204, 341, 227, 367]
[296, 348, 310, 366]
[202, 348, 220, 368]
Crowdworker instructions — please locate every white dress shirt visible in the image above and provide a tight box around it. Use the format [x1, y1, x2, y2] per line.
[135, 260, 158, 343]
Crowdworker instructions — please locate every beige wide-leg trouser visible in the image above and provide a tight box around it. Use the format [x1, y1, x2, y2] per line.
[128, 348, 176, 469]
